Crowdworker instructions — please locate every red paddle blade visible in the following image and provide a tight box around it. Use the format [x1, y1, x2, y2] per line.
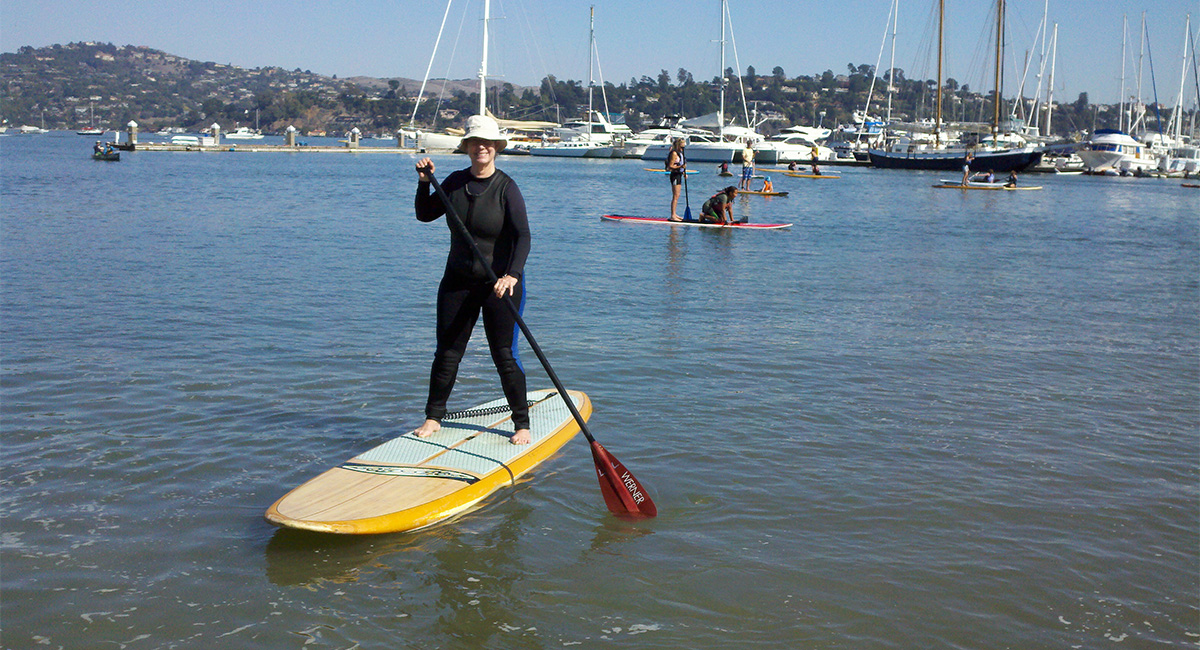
[590, 442, 657, 518]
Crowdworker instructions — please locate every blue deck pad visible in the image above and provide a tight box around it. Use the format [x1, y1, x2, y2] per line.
[353, 390, 582, 475]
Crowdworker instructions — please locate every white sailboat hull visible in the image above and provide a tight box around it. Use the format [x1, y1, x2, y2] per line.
[416, 131, 463, 152]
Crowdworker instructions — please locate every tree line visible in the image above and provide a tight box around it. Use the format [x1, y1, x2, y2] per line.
[2, 43, 1185, 139]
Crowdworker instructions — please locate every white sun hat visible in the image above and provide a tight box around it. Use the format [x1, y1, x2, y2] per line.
[460, 114, 507, 152]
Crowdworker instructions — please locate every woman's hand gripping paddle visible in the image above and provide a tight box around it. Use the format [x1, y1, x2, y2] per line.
[419, 166, 657, 518]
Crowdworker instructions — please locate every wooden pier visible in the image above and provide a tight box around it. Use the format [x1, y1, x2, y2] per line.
[134, 142, 420, 154]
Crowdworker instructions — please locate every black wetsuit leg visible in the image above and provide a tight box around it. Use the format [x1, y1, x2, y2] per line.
[481, 278, 528, 430]
[425, 274, 528, 430]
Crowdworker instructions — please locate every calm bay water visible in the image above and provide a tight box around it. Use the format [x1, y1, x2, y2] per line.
[2, 133, 1197, 649]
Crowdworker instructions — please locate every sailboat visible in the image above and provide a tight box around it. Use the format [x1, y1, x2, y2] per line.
[1076, 13, 1169, 174]
[405, 0, 493, 152]
[404, 0, 558, 153]
[77, 103, 105, 135]
[867, 0, 1043, 172]
[532, 7, 614, 158]
[1160, 14, 1199, 175]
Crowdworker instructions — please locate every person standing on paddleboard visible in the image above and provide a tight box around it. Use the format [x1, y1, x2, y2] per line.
[413, 115, 533, 445]
[666, 138, 687, 222]
[740, 143, 755, 190]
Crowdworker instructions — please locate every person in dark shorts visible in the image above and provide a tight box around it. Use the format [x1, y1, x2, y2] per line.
[666, 138, 687, 221]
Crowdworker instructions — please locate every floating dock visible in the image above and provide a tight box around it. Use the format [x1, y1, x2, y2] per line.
[134, 142, 420, 154]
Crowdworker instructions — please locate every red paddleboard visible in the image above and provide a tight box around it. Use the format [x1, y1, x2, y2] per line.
[601, 214, 792, 230]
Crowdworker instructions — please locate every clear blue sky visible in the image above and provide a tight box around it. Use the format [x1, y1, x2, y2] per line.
[2, 0, 1196, 106]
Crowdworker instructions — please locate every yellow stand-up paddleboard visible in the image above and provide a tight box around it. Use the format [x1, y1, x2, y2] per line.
[265, 389, 589, 534]
[782, 171, 839, 179]
[739, 189, 789, 196]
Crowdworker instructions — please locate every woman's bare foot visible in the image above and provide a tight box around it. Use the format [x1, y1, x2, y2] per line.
[511, 429, 531, 445]
[414, 418, 441, 438]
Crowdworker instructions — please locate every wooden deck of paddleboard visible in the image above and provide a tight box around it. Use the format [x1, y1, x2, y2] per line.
[739, 189, 789, 196]
[265, 389, 589, 534]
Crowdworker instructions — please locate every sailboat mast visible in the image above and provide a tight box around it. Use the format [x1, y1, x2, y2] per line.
[479, 0, 490, 116]
[588, 6, 595, 139]
[887, 0, 899, 124]
[1137, 11, 1146, 124]
[1172, 14, 1191, 141]
[993, 0, 1005, 144]
[719, 0, 727, 136]
[1046, 23, 1057, 136]
[1120, 15, 1128, 132]
[935, 0, 943, 146]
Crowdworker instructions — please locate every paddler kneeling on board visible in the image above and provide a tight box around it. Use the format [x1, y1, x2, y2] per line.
[413, 114, 533, 445]
[760, 176, 773, 193]
[699, 186, 739, 225]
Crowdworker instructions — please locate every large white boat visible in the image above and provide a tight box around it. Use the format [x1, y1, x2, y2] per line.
[760, 130, 836, 163]
[618, 122, 692, 159]
[534, 111, 622, 158]
[1076, 130, 1159, 173]
[225, 126, 264, 140]
[1160, 144, 1200, 175]
[693, 125, 768, 163]
[530, 139, 613, 158]
[642, 130, 730, 163]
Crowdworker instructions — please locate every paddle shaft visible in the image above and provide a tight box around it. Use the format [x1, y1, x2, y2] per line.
[682, 156, 691, 218]
[420, 168, 597, 444]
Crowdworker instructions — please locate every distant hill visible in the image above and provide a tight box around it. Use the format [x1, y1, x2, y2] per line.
[1, 41, 1153, 138]
[0, 42, 520, 134]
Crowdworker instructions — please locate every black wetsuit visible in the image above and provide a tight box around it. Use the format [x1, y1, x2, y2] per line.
[415, 168, 532, 429]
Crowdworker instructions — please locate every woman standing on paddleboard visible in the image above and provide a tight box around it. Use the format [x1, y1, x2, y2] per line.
[413, 115, 533, 445]
[666, 138, 686, 222]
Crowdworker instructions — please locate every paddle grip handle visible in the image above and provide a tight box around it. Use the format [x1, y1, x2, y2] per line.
[420, 166, 598, 444]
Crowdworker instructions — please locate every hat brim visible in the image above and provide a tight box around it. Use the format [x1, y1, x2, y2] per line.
[461, 136, 508, 152]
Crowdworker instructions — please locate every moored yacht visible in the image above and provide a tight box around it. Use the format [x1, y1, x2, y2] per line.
[760, 130, 836, 163]
[225, 126, 265, 140]
[1077, 129, 1159, 173]
[1160, 144, 1200, 175]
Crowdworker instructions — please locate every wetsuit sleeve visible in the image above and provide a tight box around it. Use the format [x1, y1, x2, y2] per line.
[504, 182, 531, 279]
[415, 181, 446, 222]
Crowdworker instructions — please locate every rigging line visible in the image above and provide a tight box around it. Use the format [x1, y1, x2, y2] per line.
[1011, 4, 1047, 122]
[432, 1, 472, 129]
[593, 30, 612, 120]
[1191, 23, 1200, 115]
[513, 0, 557, 116]
[1145, 17, 1165, 137]
[863, 0, 898, 122]
[410, 0, 455, 128]
[724, 0, 751, 130]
